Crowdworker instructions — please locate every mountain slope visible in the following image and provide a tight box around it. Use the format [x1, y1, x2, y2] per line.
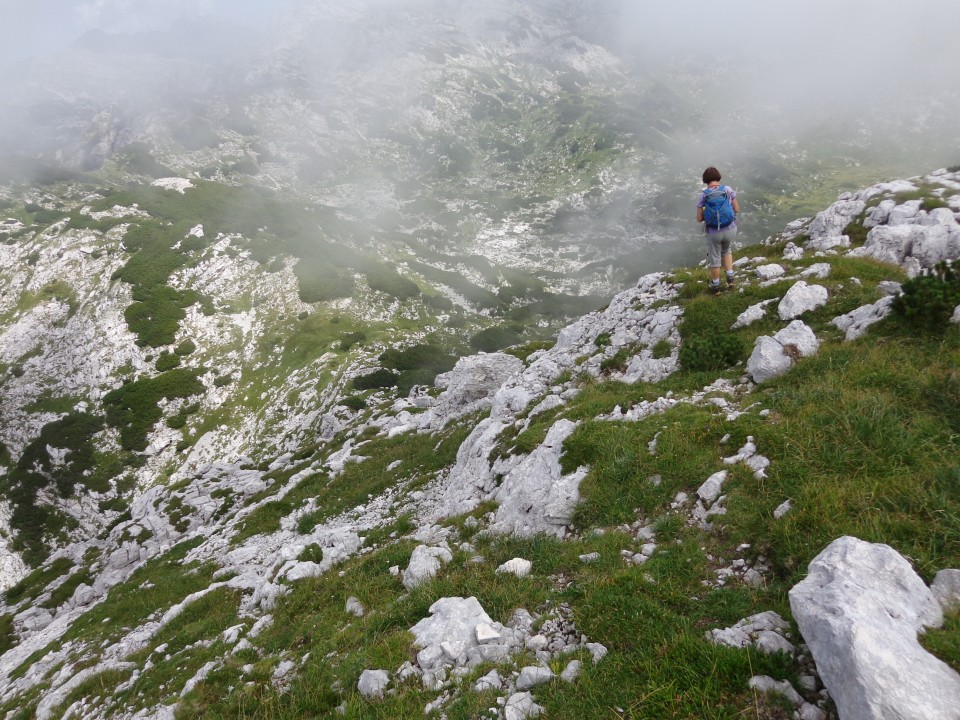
[1, 168, 958, 719]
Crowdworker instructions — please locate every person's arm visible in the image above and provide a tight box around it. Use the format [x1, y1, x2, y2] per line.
[732, 197, 741, 215]
[697, 206, 704, 223]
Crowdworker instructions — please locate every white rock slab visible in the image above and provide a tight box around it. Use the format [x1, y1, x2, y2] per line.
[789, 536, 960, 720]
[778, 281, 828, 320]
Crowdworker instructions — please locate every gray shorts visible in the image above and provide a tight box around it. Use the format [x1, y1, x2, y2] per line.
[705, 225, 737, 268]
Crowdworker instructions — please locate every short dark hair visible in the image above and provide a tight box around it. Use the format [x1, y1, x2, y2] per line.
[702, 167, 722, 183]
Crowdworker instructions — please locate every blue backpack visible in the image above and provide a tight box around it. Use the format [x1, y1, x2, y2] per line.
[702, 185, 735, 229]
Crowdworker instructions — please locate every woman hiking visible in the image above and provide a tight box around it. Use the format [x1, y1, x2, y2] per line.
[697, 166, 740, 294]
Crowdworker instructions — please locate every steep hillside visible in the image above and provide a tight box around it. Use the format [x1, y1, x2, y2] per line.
[1, 169, 958, 719]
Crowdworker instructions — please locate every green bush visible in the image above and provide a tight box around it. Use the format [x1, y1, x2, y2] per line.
[103, 370, 204, 452]
[469, 326, 522, 352]
[341, 395, 367, 411]
[353, 369, 399, 391]
[339, 332, 366, 352]
[891, 261, 960, 331]
[679, 333, 746, 372]
[175, 339, 197, 356]
[155, 352, 181, 372]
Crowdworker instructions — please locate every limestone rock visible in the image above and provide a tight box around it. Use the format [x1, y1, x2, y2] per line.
[504, 691, 544, 720]
[746, 336, 794, 383]
[931, 569, 960, 613]
[516, 665, 554, 690]
[789, 536, 960, 720]
[488, 420, 586, 537]
[358, 669, 390, 699]
[731, 298, 777, 330]
[832, 297, 894, 341]
[560, 659, 582, 682]
[496, 558, 533, 577]
[402, 545, 452, 590]
[778, 281, 828, 320]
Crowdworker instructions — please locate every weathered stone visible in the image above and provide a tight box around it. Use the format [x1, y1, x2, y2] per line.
[357, 669, 390, 699]
[696, 471, 728, 505]
[832, 297, 894, 341]
[931, 569, 960, 613]
[747, 336, 794, 383]
[560, 659, 583, 682]
[496, 557, 532, 577]
[748, 675, 803, 707]
[504, 692, 544, 720]
[778, 281, 828, 320]
[789, 536, 960, 720]
[402, 545, 452, 590]
[516, 665, 554, 690]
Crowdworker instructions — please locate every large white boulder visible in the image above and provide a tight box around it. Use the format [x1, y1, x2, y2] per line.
[488, 419, 587, 537]
[778, 281, 828, 320]
[746, 336, 794, 384]
[423, 353, 524, 430]
[789, 536, 960, 720]
[357, 669, 390, 699]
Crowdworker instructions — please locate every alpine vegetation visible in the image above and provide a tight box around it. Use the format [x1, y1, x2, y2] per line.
[1, 2, 959, 718]
[1, 165, 958, 719]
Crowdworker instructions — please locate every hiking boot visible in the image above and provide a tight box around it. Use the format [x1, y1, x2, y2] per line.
[726, 278, 736, 289]
[709, 282, 721, 295]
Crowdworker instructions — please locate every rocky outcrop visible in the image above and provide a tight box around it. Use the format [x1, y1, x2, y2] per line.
[789, 536, 960, 720]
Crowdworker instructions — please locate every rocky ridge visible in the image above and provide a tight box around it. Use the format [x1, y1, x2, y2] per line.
[0, 169, 959, 717]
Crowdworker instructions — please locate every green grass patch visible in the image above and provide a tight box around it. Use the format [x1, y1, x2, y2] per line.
[3, 557, 74, 605]
[297, 420, 474, 534]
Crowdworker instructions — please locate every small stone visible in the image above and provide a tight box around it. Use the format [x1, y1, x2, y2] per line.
[357, 669, 390, 699]
[516, 665, 554, 690]
[496, 558, 533, 577]
[560, 660, 583, 683]
[504, 692, 544, 720]
[773, 500, 792, 519]
[586, 642, 608, 664]
[345, 596, 365, 617]
[579, 552, 600, 564]
[475, 623, 501, 644]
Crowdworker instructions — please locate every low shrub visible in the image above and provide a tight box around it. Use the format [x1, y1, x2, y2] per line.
[679, 333, 746, 372]
[353, 369, 399, 390]
[891, 261, 960, 331]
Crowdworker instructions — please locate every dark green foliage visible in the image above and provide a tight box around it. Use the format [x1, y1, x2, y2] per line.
[600, 347, 631, 373]
[213, 375, 232, 388]
[115, 142, 175, 178]
[469, 325, 522, 352]
[341, 395, 367, 411]
[174, 339, 197, 356]
[0, 614, 15, 655]
[352, 369, 399, 390]
[379, 343, 458, 394]
[679, 333, 746, 371]
[155, 352, 181, 372]
[103, 370, 204, 452]
[293, 257, 354, 303]
[298, 544, 324, 563]
[338, 332, 366, 352]
[364, 263, 420, 300]
[379, 344, 456, 373]
[2, 413, 105, 565]
[891, 261, 960, 331]
[594, 332, 612, 348]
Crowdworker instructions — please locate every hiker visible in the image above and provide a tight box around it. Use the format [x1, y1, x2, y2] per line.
[697, 166, 740, 294]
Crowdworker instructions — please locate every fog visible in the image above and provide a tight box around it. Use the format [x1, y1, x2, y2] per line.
[1, 0, 958, 260]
